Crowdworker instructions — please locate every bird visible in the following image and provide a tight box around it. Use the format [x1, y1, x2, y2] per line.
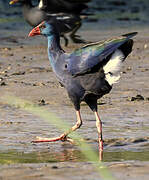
[39, 0, 91, 14]
[28, 19, 137, 159]
[9, 0, 88, 46]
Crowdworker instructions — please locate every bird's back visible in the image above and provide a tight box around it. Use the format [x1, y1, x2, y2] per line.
[57, 33, 136, 109]
[44, 26, 137, 110]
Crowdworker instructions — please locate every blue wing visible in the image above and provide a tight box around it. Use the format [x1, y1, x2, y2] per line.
[66, 32, 137, 76]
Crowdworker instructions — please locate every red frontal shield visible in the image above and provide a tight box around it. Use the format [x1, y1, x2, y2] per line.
[28, 21, 45, 37]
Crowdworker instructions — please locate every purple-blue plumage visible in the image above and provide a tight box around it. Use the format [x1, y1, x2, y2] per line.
[29, 20, 137, 157]
[39, 20, 137, 111]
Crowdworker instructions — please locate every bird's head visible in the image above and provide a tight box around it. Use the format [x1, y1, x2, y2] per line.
[28, 20, 59, 37]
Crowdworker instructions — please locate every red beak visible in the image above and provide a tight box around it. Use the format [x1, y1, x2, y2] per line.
[28, 21, 45, 37]
[28, 26, 41, 37]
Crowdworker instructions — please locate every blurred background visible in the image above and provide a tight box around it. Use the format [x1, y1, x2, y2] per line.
[0, 0, 149, 44]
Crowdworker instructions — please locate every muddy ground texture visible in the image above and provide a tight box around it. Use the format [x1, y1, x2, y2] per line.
[0, 25, 149, 180]
[0, 0, 149, 180]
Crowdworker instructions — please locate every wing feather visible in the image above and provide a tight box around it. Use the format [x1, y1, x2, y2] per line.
[67, 32, 137, 76]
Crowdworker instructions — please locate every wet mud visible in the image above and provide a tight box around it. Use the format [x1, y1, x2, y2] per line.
[0, 0, 149, 179]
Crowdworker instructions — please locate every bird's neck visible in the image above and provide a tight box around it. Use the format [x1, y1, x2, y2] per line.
[47, 35, 63, 68]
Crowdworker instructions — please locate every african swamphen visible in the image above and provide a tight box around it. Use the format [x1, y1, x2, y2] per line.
[28, 20, 137, 157]
[9, 0, 86, 46]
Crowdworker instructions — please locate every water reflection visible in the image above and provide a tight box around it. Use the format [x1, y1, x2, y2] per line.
[0, 150, 149, 164]
[0, 149, 85, 164]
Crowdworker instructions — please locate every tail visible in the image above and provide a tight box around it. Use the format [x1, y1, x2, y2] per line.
[103, 32, 137, 86]
[103, 49, 124, 86]
[122, 32, 138, 39]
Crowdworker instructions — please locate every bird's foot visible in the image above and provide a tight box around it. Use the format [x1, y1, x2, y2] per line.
[32, 136, 62, 143]
[72, 34, 81, 38]
[32, 135, 75, 144]
[70, 35, 92, 44]
[70, 36, 86, 44]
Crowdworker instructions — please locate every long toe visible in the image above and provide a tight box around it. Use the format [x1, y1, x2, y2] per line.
[70, 36, 87, 44]
[31, 135, 74, 143]
[32, 136, 63, 143]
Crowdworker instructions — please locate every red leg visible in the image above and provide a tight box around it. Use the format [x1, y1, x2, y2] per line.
[95, 111, 103, 160]
[32, 110, 82, 143]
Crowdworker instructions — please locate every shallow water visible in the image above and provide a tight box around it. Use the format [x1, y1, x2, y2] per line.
[0, 1, 149, 179]
[0, 150, 149, 164]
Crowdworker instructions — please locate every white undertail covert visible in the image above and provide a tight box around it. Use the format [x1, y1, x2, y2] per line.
[103, 49, 125, 86]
